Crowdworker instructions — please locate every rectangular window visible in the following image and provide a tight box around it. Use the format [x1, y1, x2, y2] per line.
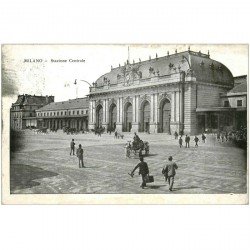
[69, 111, 71, 115]
[65, 111, 67, 115]
[61, 111, 63, 115]
[72, 111, 75, 115]
[237, 100, 242, 107]
[81, 110, 84, 114]
[77, 111, 79, 115]
[224, 100, 229, 107]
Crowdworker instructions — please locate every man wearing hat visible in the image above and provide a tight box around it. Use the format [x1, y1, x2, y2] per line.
[129, 156, 149, 189]
[163, 156, 178, 191]
[76, 144, 85, 168]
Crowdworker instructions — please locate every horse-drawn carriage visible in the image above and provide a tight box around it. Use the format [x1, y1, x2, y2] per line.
[128, 139, 149, 156]
[35, 127, 48, 134]
[91, 127, 105, 136]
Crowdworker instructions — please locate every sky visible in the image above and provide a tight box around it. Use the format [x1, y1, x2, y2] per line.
[2, 44, 248, 103]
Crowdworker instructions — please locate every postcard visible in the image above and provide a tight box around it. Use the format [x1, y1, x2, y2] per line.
[1, 44, 248, 204]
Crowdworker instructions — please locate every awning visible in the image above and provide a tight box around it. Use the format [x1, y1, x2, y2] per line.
[196, 107, 236, 112]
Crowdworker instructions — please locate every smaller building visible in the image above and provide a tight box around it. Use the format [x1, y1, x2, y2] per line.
[196, 75, 247, 132]
[36, 97, 89, 130]
[10, 94, 54, 130]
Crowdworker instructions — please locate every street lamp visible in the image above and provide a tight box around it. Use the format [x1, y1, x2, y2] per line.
[73, 79, 93, 98]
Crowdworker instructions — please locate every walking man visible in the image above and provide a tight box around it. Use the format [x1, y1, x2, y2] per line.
[76, 144, 85, 168]
[70, 139, 75, 156]
[202, 133, 206, 143]
[129, 156, 149, 189]
[194, 136, 199, 147]
[185, 135, 190, 148]
[179, 136, 183, 148]
[174, 131, 178, 140]
[163, 156, 178, 191]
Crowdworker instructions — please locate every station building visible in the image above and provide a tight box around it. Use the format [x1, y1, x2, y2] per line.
[88, 49, 245, 134]
[36, 97, 89, 130]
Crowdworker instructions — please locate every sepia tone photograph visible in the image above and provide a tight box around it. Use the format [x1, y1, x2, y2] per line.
[1, 44, 248, 203]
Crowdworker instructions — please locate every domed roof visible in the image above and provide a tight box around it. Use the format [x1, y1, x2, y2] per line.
[94, 50, 234, 88]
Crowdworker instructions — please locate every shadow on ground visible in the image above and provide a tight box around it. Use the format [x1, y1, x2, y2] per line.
[146, 184, 167, 189]
[10, 164, 58, 193]
[173, 186, 199, 191]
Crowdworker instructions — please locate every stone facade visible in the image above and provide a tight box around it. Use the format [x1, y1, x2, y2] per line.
[88, 50, 235, 135]
[10, 94, 54, 130]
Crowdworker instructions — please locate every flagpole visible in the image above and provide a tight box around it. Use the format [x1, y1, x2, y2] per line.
[128, 46, 130, 63]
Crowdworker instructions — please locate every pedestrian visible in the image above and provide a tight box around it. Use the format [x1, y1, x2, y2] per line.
[76, 144, 85, 168]
[139, 148, 143, 158]
[114, 130, 118, 139]
[124, 143, 130, 158]
[179, 130, 184, 137]
[194, 136, 199, 147]
[162, 156, 178, 191]
[179, 136, 183, 148]
[129, 156, 149, 189]
[174, 131, 178, 140]
[217, 132, 220, 141]
[221, 134, 224, 142]
[185, 135, 190, 148]
[202, 133, 206, 143]
[225, 131, 228, 141]
[70, 139, 75, 156]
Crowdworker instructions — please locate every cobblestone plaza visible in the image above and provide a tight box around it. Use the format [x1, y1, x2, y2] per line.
[10, 132, 247, 194]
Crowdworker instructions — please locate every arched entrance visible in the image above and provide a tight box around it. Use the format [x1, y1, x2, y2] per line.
[159, 98, 171, 133]
[109, 104, 117, 131]
[140, 101, 150, 132]
[124, 102, 132, 132]
[96, 105, 103, 128]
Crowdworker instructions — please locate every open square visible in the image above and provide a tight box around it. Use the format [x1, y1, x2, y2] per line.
[10, 132, 247, 194]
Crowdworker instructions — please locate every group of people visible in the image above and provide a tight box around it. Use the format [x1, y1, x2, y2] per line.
[174, 131, 206, 148]
[70, 139, 85, 168]
[129, 155, 178, 191]
[216, 131, 229, 142]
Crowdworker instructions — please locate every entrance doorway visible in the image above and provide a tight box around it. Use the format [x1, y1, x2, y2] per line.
[109, 104, 117, 131]
[124, 102, 132, 132]
[160, 99, 171, 133]
[96, 105, 103, 128]
[141, 101, 150, 132]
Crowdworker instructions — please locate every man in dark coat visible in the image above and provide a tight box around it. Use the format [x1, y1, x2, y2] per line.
[179, 136, 183, 148]
[185, 135, 190, 148]
[70, 139, 75, 156]
[202, 133, 206, 143]
[194, 136, 199, 147]
[163, 156, 178, 191]
[174, 131, 178, 140]
[76, 144, 85, 168]
[130, 156, 149, 189]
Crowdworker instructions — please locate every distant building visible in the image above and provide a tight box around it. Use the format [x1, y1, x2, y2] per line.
[220, 77, 247, 129]
[233, 75, 247, 86]
[10, 94, 54, 130]
[36, 97, 89, 130]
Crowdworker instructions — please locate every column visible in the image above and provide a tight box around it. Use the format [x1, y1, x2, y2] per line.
[154, 93, 159, 133]
[116, 97, 123, 132]
[136, 95, 139, 123]
[131, 95, 139, 132]
[170, 92, 177, 134]
[102, 99, 108, 131]
[150, 94, 155, 133]
[89, 100, 96, 130]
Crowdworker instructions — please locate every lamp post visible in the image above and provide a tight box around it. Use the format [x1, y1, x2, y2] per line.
[73, 79, 92, 98]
